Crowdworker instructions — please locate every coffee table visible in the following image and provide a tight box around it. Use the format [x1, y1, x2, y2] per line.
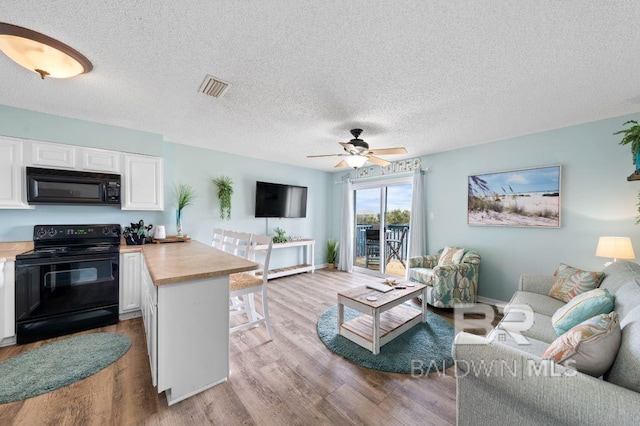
[337, 282, 427, 354]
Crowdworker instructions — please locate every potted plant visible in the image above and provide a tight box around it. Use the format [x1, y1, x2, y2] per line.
[614, 120, 640, 172]
[174, 183, 197, 237]
[212, 176, 233, 220]
[272, 227, 290, 243]
[327, 239, 339, 270]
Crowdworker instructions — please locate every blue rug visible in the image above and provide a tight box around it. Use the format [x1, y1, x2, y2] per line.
[317, 305, 455, 374]
[0, 332, 131, 404]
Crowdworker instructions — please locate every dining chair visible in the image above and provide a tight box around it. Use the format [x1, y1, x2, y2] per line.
[211, 228, 225, 249]
[229, 234, 274, 340]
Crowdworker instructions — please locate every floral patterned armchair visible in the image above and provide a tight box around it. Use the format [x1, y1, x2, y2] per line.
[408, 248, 481, 308]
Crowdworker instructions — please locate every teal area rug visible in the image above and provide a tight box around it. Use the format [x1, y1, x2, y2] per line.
[317, 305, 455, 374]
[0, 332, 131, 404]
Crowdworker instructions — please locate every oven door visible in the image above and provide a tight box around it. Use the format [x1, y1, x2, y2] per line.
[15, 252, 119, 343]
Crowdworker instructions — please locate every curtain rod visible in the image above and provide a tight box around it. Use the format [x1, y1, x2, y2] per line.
[334, 168, 427, 184]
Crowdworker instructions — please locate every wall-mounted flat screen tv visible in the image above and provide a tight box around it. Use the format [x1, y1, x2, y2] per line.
[255, 181, 308, 218]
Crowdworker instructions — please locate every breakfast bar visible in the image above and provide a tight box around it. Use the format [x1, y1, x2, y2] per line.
[135, 240, 257, 405]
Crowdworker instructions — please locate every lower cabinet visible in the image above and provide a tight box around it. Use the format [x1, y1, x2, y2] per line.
[119, 252, 141, 314]
[0, 259, 16, 343]
[141, 256, 158, 387]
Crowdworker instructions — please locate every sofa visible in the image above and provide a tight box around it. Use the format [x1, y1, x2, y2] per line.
[453, 260, 640, 426]
[408, 248, 480, 308]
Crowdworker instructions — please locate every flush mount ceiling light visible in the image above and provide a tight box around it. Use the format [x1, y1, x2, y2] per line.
[0, 22, 92, 80]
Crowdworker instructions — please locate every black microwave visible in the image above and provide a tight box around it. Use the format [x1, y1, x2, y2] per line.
[26, 167, 121, 206]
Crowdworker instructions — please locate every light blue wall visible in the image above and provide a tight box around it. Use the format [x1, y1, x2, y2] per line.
[330, 113, 640, 302]
[0, 105, 333, 268]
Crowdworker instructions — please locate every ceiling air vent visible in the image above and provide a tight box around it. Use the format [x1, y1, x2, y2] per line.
[198, 75, 231, 98]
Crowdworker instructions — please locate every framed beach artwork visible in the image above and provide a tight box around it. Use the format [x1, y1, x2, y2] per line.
[467, 165, 561, 228]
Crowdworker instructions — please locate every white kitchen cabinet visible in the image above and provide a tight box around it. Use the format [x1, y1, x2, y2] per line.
[0, 137, 30, 209]
[119, 252, 142, 314]
[29, 141, 76, 169]
[122, 153, 164, 211]
[0, 259, 16, 344]
[140, 257, 158, 387]
[80, 147, 121, 173]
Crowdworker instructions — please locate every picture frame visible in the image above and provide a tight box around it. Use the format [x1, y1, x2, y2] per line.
[468, 165, 561, 228]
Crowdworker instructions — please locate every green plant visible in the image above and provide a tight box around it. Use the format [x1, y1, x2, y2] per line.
[272, 227, 290, 243]
[212, 176, 233, 220]
[174, 183, 197, 214]
[614, 120, 640, 164]
[327, 239, 339, 264]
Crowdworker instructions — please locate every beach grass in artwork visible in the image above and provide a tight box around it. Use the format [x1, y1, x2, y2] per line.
[468, 165, 561, 227]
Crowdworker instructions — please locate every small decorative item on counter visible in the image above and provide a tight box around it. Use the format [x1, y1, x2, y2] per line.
[174, 182, 197, 237]
[272, 227, 291, 244]
[123, 220, 153, 245]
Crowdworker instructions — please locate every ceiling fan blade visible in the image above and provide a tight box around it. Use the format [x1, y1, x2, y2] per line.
[307, 153, 343, 158]
[339, 142, 357, 153]
[366, 155, 391, 167]
[368, 147, 407, 155]
[334, 160, 348, 168]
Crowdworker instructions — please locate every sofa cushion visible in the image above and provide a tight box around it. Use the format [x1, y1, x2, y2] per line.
[549, 263, 605, 303]
[599, 260, 640, 294]
[543, 312, 621, 377]
[407, 267, 433, 285]
[438, 246, 464, 266]
[500, 311, 558, 344]
[551, 288, 614, 335]
[508, 291, 566, 317]
[605, 305, 640, 392]
[611, 279, 640, 321]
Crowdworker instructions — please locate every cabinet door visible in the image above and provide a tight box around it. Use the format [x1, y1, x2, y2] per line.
[119, 252, 141, 313]
[30, 141, 76, 169]
[0, 137, 30, 209]
[81, 148, 121, 173]
[148, 291, 158, 387]
[122, 154, 164, 211]
[0, 260, 16, 340]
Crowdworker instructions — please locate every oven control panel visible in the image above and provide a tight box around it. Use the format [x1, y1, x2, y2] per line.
[33, 224, 121, 240]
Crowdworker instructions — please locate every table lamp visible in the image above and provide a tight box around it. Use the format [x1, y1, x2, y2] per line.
[595, 237, 635, 266]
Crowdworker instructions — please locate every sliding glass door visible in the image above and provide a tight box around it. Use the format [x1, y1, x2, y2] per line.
[353, 179, 412, 278]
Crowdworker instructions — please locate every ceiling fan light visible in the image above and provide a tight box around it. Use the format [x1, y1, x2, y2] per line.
[0, 23, 92, 79]
[345, 155, 368, 169]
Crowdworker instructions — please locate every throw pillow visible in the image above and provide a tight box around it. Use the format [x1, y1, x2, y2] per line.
[552, 288, 614, 335]
[543, 312, 621, 377]
[549, 263, 605, 303]
[438, 246, 464, 267]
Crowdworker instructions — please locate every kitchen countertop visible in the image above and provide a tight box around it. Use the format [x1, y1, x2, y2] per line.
[0, 241, 33, 261]
[135, 240, 257, 286]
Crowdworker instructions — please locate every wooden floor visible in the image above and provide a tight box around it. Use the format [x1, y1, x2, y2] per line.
[0, 270, 490, 426]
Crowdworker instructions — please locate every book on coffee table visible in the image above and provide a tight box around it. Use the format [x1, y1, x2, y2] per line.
[366, 282, 394, 293]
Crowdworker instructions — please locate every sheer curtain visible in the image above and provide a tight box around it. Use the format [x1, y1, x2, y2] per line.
[406, 169, 425, 278]
[338, 176, 354, 272]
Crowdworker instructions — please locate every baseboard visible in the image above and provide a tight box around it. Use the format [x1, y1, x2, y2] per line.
[477, 296, 508, 314]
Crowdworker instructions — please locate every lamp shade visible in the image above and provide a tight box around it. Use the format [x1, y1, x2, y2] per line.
[345, 155, 368, 169]
[595, 237, 635, 261]
[0, 23, 92, 79]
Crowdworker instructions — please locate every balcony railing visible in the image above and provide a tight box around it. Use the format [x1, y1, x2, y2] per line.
[355, 224, 409, 263]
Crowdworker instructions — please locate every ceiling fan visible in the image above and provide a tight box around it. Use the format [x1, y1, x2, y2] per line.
[307, 129, 408, 168]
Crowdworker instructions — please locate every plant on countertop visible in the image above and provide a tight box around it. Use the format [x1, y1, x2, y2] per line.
[327, 239, 339, 269]
[614, 120, 640, 166]
[272, 227, 291, 243]
[212, 176, 234, 220]
[174, 183, 197, 237]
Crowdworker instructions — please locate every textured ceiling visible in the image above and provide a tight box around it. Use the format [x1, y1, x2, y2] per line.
[2, 1, 640, 172]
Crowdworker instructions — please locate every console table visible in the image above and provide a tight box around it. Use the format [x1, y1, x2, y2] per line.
[255, 238, 315, 278]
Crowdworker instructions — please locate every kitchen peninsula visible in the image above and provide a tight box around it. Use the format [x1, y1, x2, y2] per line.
[123, 240, 257, 406]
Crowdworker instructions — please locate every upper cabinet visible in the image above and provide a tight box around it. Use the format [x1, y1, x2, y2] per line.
[80, 147, 121, 173]
[29, 141, 76, 169]
[0, 137, 164, 211]
[0, 137, 30, 209]
[122, 153, 164, 211]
